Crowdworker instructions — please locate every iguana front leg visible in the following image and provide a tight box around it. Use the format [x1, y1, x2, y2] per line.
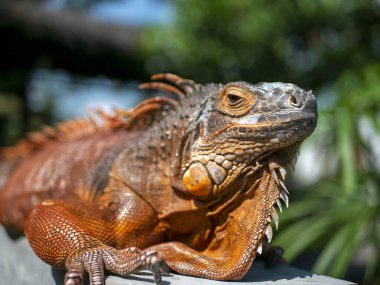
[148, 170, 281, 280]
[24, 191, 168, 285]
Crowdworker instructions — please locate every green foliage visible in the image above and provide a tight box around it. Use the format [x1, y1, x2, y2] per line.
[141, 0, 380, 283]
[142, 0, 380, 88]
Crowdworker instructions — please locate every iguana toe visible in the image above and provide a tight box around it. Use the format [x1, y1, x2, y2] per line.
[65, 262, 85, 285]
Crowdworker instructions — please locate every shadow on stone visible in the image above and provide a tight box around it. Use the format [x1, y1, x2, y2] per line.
[4, 227, 24, 240]
[51, 267, 65, 285]
[111, 273, 172, 285]
[242, 261, 312, 282]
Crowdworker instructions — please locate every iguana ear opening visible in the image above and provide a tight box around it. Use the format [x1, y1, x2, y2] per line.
[182, 162, 213, 197]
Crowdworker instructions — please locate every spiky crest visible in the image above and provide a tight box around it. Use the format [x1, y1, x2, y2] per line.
[0, 73, 197, 160]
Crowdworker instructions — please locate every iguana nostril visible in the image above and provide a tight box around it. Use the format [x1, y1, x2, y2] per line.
[289, 94, 301, 108]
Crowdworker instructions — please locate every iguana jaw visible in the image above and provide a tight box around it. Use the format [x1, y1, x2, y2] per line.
[181, 125, 305, 200]
[181, 141, 296, 201]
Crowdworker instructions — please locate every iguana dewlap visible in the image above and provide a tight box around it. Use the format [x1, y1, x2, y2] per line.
[0, 74, 317, 285]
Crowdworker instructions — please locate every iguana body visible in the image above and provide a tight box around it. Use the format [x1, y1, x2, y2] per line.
[0, 74, 317, 285]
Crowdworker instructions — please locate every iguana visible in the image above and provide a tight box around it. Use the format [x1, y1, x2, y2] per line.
[0, 73, 317, 285]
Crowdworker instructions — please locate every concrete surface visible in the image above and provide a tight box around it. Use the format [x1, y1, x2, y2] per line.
[0, 225, 356, 285]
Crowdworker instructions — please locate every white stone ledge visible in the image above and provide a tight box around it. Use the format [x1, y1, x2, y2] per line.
[0, 225, 356, 285]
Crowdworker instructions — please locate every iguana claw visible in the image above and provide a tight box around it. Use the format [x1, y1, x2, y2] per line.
[65, 246, 168, 285]
[65, 262, 85, 285]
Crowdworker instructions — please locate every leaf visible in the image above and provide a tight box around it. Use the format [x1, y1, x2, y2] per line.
[274, 215, 333, 261]
[313, 224, 353, 275]
[278, 199, 322, 222]
[336, 107, 357, 195]
[314, 202, 373, 277]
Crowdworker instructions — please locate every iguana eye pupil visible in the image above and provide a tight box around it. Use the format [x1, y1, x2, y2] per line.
[226, 93, 243, 105]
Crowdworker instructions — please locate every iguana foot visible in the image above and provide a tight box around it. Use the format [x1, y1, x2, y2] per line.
[64, 246, 169, 285]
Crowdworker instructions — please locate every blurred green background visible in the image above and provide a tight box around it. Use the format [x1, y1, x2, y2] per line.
[0, 0, 379, 284]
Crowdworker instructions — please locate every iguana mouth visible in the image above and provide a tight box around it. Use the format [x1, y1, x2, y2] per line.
[206, 117, 316, 142]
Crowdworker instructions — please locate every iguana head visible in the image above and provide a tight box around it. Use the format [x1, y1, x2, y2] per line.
[140, 74, 317, 201]
[179, 80, 317, 198]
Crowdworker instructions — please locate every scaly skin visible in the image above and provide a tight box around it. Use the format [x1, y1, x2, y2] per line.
[0, 74, 317, 285]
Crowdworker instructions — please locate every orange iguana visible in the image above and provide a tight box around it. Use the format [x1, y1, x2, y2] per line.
[0, 73, 317, 285]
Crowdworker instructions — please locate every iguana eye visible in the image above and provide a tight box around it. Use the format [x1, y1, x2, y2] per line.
[218, 86, 255, 116]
